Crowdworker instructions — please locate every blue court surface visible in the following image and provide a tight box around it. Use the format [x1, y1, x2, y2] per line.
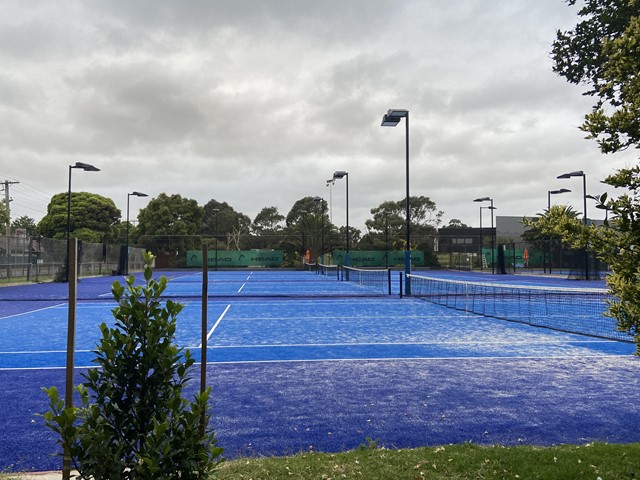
[0, 269, 638, 472]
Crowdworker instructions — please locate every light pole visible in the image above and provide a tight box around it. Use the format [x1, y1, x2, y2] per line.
[332, 171, 349, 267]
[126, 191, 148, 275]
[313, 196, 325, 264]
[381, 108, 411, 295]
[384, 212, 390, 268]
[299, 209, 308, 263]
[545, 189, 570, 274]
[558, 170, 589, 279]
[212, 208, 220, 271]
[478, 205, 489, 270]
[548, 188, 571, 210]
[326, 179, 334, 225]
[474, 197, 495, 274]
[66, 162, 100, 282]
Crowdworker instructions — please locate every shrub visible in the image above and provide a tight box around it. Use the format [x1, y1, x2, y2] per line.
[43, 252, 223, 479]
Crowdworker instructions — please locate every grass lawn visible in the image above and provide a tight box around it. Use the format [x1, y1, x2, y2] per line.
[213, 442, 639, 479]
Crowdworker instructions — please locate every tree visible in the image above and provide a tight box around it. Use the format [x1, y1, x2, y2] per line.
[0, 200, 8, 230]
[11, 215, 37, 235]
[252, 206, 284, 234]
[366, 196, 443, 249]
[552, 0, 640, 153]
[443, 219, 469, 229]
[285, 197, 331, 259]
[249, 206, 285, 250]
[522, 206, 582, 245]
[43, 253, 223, 478]
[199, 200, 251, 251]
[551, 0, 640, 352]
[37, 192, 121, 243]
[137, 193, 204, 254]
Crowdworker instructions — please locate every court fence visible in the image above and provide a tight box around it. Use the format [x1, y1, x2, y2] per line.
[0, 234, 146, 283]
[437, 238, 607, 279]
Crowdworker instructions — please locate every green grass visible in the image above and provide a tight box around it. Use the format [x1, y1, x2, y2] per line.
[2, 442, 638, 479]
[214, 442, 639, 480]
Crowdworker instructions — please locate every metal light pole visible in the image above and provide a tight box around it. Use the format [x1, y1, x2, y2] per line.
[66, 162, 100, 282]
[548, 188, 571, 210]
[384, 212, 389, 268]
[212, 208, 220, 271]
[381, 109, 411, 295]
[558, 170, 589, 279]
[313, 196, 325, 264]
[474, 197, 495, 274]
[478, 206, 485, 270]
[126, 191, 148, 275]
[332, 171, 349, 267]
[326, 179, 334, 225]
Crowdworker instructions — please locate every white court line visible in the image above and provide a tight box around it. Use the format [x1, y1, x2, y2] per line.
[246, 272, 253, 281]
[199, 304, 231, 348]
[187, 339, 622, 349]
[0, 354, 631, 371]
[0, 303, 66, 320]
[0, 349, 93, 355]
[237, 283, 246, 293]
[196, 354, 634, 365]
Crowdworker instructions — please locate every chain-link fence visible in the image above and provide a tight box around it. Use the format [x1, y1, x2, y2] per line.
[0, 234, 146, 283]
[436, 235, 608, 279]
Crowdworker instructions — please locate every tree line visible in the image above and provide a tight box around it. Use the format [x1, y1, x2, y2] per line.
[6, 192, 453, 260]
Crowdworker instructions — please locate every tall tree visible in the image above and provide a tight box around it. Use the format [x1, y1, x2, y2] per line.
[285, 197, 331, 259]
[551, 0, 640, 351]
[252, 206, 285, 234]
[366, 196, 443, 249]
[11, 215, 37, 235]
[552, 0, 640, 152]
[200, 199, 251, 250]
[37, 192, 121, 243]
[137, 193, 203, 254]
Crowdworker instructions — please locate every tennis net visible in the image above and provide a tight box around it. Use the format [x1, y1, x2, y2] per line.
[407, 273, 632, 342]
[317, 263, 339, 278]
[341, 266, 392, 295]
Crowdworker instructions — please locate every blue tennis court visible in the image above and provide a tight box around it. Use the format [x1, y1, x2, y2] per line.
[0, 269, 638, 473]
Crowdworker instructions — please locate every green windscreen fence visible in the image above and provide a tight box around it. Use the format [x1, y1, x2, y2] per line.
[332, 250, 425, 267]
[186, 250, 284, 267]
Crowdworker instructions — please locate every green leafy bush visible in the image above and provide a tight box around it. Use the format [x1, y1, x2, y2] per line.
[44, 252, 223, 479]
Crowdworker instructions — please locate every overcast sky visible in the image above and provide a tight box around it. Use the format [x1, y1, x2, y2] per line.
[1, 0, 637, 233]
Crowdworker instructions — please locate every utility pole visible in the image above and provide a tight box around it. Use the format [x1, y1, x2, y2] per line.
[1, 180, 19, 234]
[1, 180, 19, 281]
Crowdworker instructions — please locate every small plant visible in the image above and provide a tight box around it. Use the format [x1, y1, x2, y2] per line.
[43, 252, 223, 479]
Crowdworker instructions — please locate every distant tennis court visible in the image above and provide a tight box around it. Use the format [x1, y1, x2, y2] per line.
[0, 269, 638, 473]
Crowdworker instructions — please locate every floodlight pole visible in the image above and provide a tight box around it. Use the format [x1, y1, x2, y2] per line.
[126, 191, 148, 275]
[313, 196, 325, 263]
[381, 109, 411, 295]
[474, 197, 495, 274]
[332, 171, 349, 267]
[212, 208, 220, 271]
[384, 212, 389, 268]
[66, 162, 100, 282]
[548, 188, 571, 210]
[558, 171, 589, 279]
[326, 179, 334, 224]
[479, 206, 484, 270]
